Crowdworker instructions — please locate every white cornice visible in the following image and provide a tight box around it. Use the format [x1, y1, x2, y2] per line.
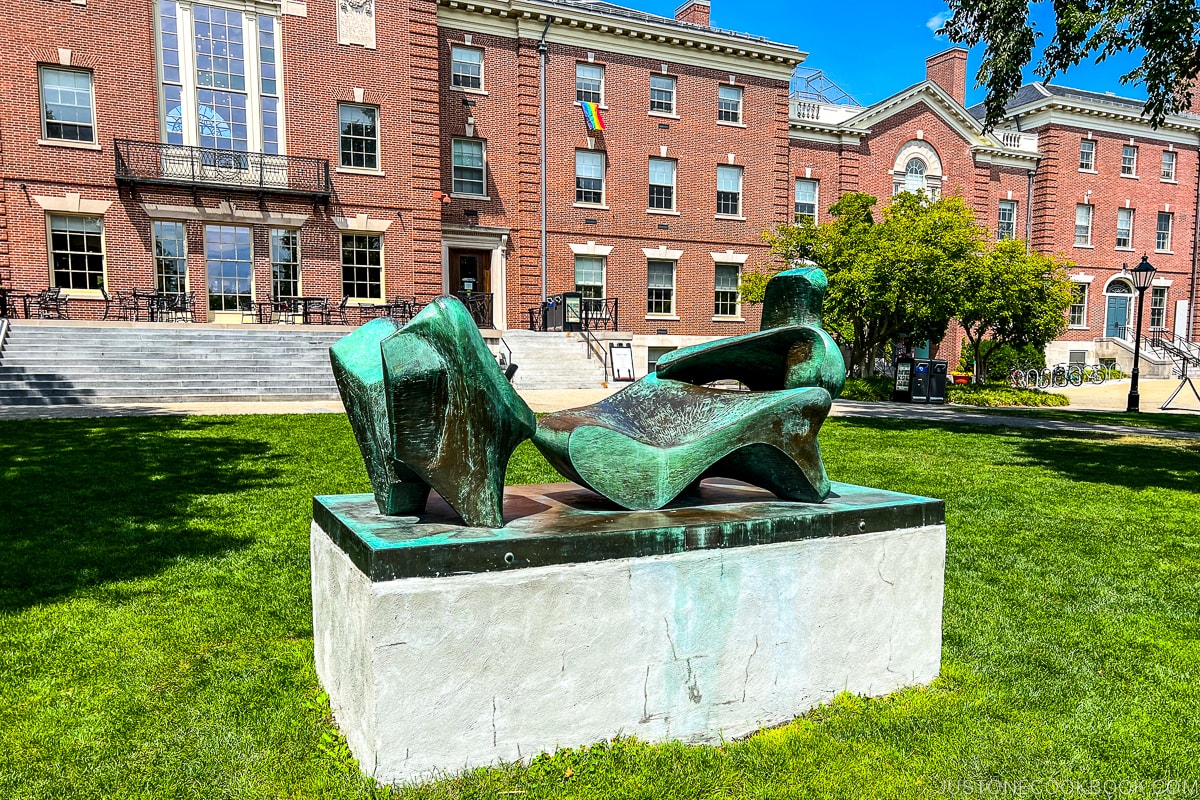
[787, 122, 865, 145]
[1016, 106, 1200, 147]
[438, 0, 803, 80]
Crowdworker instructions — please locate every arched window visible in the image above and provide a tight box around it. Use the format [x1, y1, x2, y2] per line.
[905, 158, 927, 193]
[1106, 279, 1133, 294]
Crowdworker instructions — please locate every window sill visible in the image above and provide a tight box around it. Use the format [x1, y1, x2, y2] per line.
[649, 111, 680, 120]
[1074, 244, 1094, 249]
[349, 299, 385, 305]
[1156, 250, 1175, 255]
[574, 203, 610, 210]
[1078, 168, 1097, 174]
[1120, 173, 1139, 179]
[645, 314, 680, 321]
[59, 289, 105, 299]
[646, 208, 680, 216]
[573, 101, 610, 110]
[38, 138, 101, 151]
[1115, 246, 1135, 252]
[1068, 325, 1090, 330]
[336, 166, 385, 176]
[449, 86, 489, 96]
[1161, 179, 1178, 184]
[451, 192, 491, 200]
[716, 120, 746, 128]
[714, 214, 746, 221]
[712, 315, 746, 322]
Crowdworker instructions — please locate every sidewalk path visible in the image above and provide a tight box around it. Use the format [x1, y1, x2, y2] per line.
[1045, 377, 1200, 413]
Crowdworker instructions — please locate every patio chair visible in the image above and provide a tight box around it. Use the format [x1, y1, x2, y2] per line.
[32, 288, 70, 319]
[319, 296, 350, 325]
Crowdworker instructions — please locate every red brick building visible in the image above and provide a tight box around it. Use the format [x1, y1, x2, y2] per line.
[1, 0, 1196, 372]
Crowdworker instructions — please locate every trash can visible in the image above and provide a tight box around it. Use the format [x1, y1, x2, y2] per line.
[928, 359, 948, 405]
[893, 357, 931, 403]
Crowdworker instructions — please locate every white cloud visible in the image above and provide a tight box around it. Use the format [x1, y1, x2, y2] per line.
[926, 10, 952, 35]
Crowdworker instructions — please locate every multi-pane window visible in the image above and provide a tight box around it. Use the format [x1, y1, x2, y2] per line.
[575, 150, 605, 205]
[716, 165, 743, 216]
[1116, 208, 1134, 249]
[904, 158, 927, 193]
[574, 255, 605, 299]
[1068, 284, 1088, 327]
[997, 200, 1017, 240]
[648, 158, 676, 210]
[717, 85, 742, 123]
[205, 224, 252, 311]
[1161, 150, 1177, 181]
[153, 220, 187, 295]
[39, 67, 95, 143]
[339, 104, 378, 170]
[451, 46, 483, 90]
[1157, 212, 1173, 252]
[452, 138, 486, 195]
[1075, 204, 1093, 246]
[1121, 145, 1138, 176]
[341, 233, 382, 299]
[49, 215, 104, 290]
[1150, 286, 1168, 330]
[647, 259, 675, 315]
[649, 75, 676, 114]
[714, 264, 740, 317]
[795, 179, 817, 223]
[1079, 139, 1095, 171]
[158, 2, 283, 155]
[270, 228, 300, 298]
[575, 64, 603, 104]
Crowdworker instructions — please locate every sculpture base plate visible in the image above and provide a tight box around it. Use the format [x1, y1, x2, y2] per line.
[311, 481, 946, 785]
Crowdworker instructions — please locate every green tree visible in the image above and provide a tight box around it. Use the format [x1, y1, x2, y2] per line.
[752, 191, 983, 376]
[957, 238, 1075, 382]
[940, 0, 1200, 130]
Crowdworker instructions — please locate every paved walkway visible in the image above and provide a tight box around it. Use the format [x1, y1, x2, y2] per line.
[1045, 377, 1200, 413]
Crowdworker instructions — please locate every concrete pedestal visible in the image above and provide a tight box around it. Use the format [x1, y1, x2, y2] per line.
[311, 480, 945, 785]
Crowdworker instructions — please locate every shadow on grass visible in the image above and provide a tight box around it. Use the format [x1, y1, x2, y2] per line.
[834, 416, 1200, 492]
[0, 416, 280, 612]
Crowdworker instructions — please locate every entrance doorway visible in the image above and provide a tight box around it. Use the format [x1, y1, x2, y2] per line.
[1105, 278, 1133, 338]
[447, 249, 491, 296]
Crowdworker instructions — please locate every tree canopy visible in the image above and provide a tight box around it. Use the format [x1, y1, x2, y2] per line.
[940, 0, 1200, 130]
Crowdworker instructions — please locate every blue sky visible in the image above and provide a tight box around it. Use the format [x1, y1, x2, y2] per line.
[638, 0, 1147, 108]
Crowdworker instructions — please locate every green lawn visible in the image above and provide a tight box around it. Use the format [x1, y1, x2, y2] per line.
[2, 415, 1198, 798]
[956, 406, 1200, 435]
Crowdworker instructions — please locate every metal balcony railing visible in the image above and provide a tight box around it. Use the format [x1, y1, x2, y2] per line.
[114, 139, 332, 199]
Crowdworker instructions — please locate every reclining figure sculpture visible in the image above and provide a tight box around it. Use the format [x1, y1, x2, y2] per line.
[330, 267, 844, 527]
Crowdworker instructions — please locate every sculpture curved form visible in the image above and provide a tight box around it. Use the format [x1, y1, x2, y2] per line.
[532, 267, 844, 510]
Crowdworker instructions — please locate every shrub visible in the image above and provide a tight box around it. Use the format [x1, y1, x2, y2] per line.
[957, 341, 1046, 383]
[948, 383, 1071, 408]
[839, 376, 893, 401]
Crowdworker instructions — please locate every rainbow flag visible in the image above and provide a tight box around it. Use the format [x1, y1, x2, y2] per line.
[581, 101, 605, 132]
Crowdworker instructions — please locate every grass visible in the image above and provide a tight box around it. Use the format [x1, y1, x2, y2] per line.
[957, 406, 1200, 435]
[2, 414, 1199, 798]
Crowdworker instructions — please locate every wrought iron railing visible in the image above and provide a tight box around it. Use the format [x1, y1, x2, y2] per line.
[454, 291, 493, 329]
[527, 295, 619, 331]
[114, 139, 332, 198]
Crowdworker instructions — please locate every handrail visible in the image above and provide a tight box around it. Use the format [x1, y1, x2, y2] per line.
[581, 328, 609, 382]
[497, 336, 513, 368]
[0, 318, 9, 363]
[113, 139, 332, 198]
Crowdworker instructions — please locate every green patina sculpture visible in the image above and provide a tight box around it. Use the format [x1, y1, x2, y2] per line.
[330, 268, 843, 526]
[532, 268, 844, 510]
[330, 297, 535, 528]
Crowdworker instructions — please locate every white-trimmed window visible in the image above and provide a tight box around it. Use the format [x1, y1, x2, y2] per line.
[1075, 204, 1093, 246]
[49, 215, 105, 290]
[339, 104, 378, 170]
[904, 158, 927, 193]
[452, 138, 486, 196]
[1079, 139, 1095, 171]
[575, 150, 605, 205]
[1116, 208, 1134, 249]
[153, 220, 188, 295]
[716, 165, 743, 217]
[1121, 145, 1138, 176]
[795, 179, 817, 223]
[647, 259, 675, 315]
[270, 228, 300, 298]
[650, 75, 675, 114]
[1069, 283, 1088, 327]
[997, 200, 1017, 240]
[717, 85, 742, 123]
[40, 66, 95, 143]
[205, 224, 252, 311]
[1161, 150, 1176, 181]
[714, 263, 740, 317]
[648, 157, 676, 211]
[451, 45, 483, 91]
[574, 255, 605, 300]
[1157, 212, 1173, 252]
[341, 233, 382, 300]
[576, 64, 603, 104]
[157, 1, 283, 155]
[1150, 286, 1168, 330]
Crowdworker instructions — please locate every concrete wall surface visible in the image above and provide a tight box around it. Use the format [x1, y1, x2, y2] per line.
[311, 520, 946, 785]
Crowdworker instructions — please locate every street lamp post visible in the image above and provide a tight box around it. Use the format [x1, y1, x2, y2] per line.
[1125, 254, 1157, 413]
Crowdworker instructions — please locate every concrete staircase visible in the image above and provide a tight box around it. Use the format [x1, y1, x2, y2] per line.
[0, 322, 346, 405]
[498, 330, 611, 391]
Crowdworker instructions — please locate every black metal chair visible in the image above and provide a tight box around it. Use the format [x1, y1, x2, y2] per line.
[319, 296, 350, 325]
[32, 288, 70, 319]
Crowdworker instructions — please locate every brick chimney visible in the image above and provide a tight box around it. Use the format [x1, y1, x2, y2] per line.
[926, 48, 968, 106]
[675, 0, 710, 26]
